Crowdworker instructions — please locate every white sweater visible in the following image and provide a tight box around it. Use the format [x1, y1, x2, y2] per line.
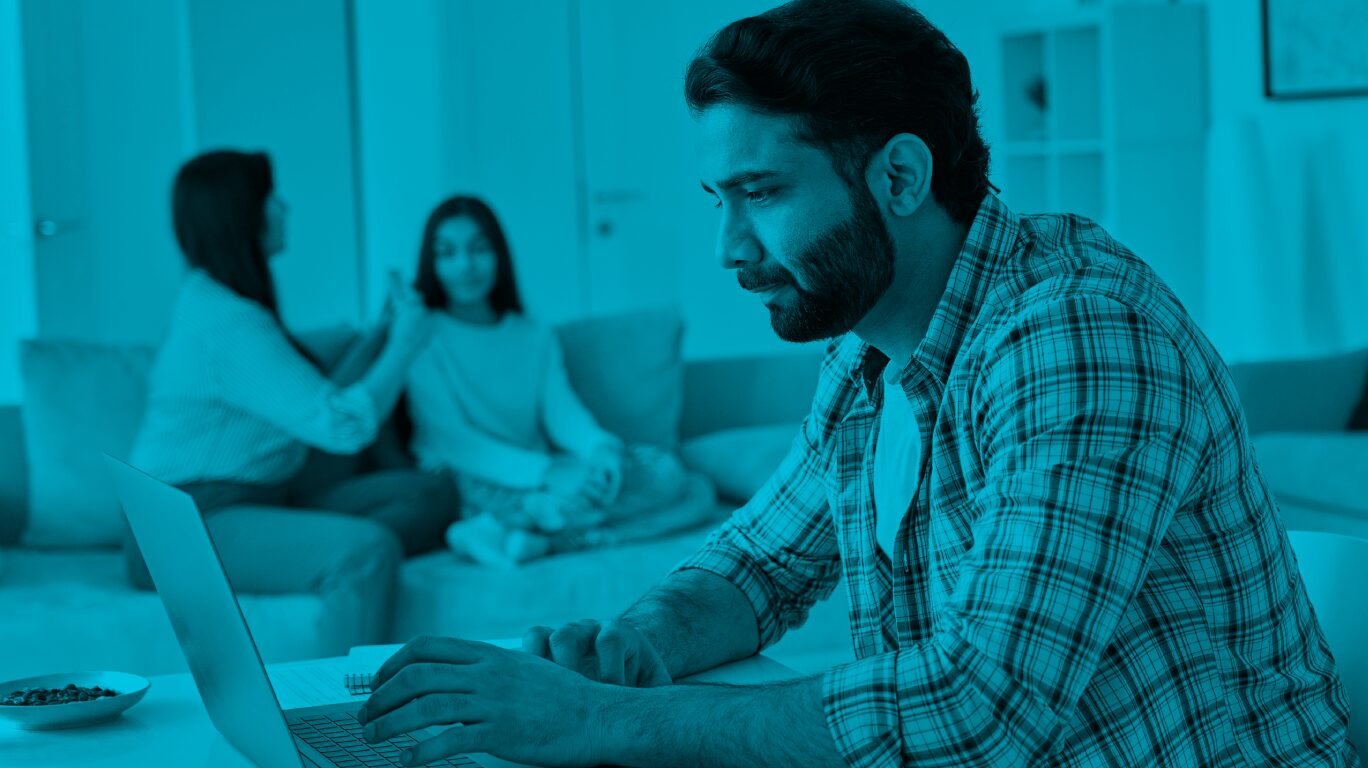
[130, 270, 380, 485]
[406, 313, 617, 489]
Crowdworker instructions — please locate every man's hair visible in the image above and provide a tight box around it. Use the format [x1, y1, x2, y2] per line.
[685, 0, 991, 226]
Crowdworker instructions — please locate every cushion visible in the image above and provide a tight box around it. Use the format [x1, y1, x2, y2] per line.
[1252, 432, 1368, 516]
[19, 340, 156, 548]
[0, 547, 329, 679]
[556, 307, 684, 448]
[1229, 348, 1368, 435]
[681, 423, 801, 504]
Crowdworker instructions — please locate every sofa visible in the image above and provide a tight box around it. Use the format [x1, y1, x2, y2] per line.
[3, 310, 1368, 683]
[0, 308, 855, 681]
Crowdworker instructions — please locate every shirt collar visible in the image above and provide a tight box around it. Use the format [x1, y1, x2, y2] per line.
[847, 193, 1024, 398]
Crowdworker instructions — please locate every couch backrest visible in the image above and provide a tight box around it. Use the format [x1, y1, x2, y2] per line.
[1227, 347, 1368, 435]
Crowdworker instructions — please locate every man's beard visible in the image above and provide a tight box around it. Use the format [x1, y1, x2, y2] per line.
[737, 183, 896, 343]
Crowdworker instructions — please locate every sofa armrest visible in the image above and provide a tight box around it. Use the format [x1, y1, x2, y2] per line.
[0, 405, 27, 545]
[680, 353, 822, 440]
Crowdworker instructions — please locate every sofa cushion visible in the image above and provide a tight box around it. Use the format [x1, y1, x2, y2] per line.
[0, 547, 330, 679]
[556, 307, 684, 448]
[19, 340, 156, 548]
[681, 423, 801, 505]
[1252, 432, 1368, 517]
[1229, 347, 1368, 434]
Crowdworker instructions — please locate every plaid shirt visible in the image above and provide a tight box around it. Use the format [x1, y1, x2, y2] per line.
[676, 195, 1358, 767]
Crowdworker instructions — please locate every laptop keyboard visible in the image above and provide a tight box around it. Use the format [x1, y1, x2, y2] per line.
[289, 710, 479, 767]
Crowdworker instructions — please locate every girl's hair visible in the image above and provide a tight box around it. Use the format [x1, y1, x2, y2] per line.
[413, 195, 524, 317]
[172, 149, 314, 361]
[172, 150, 282, 314]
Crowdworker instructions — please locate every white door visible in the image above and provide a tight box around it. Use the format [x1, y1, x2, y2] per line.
[19, 0, 98, 342]
[0, 0, 36, 402]
[19, 0, 193, 346]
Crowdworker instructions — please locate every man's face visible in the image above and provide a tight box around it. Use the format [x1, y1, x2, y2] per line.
[697, 105, 895, 342]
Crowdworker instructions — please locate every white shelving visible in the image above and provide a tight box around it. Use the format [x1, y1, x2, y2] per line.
[996, 4, 1208, 317]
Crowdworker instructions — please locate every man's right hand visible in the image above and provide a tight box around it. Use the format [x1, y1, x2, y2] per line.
[522, 618, 672, 688]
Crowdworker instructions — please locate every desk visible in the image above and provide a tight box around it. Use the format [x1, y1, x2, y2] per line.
[1, 652, 800, 767]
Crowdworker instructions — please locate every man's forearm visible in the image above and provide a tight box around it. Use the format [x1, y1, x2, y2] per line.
[621, 569, 760, 679]
[596, 675, 845, 768]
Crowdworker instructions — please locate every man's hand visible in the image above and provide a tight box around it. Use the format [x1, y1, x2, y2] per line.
[356, 635, 617, 767]
[522, 618, 673, 687]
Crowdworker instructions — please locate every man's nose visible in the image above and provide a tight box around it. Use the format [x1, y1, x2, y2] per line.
[716, 212, 761, 270]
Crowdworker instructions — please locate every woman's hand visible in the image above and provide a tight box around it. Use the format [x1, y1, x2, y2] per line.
[542, 455, 595, 501]
[385, 271, 434, 355]
[357, 636, 622, 767]
[585, 442, 625, 506]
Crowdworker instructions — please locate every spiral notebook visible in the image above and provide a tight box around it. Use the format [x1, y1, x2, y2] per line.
[340, 639, 522, 696]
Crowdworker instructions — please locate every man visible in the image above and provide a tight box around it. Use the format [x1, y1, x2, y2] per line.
[358, 2, 1359, 766]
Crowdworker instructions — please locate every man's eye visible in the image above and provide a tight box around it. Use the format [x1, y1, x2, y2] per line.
[710, 196, 722, 209]
[746, 189, 774, 205]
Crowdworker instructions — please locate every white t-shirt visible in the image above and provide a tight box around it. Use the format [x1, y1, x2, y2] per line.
[872, 366, 922, 558]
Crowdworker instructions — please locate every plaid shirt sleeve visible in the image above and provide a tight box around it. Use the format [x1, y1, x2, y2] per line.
[822, 295, 1212, 767]
[672, 360, 845, 650]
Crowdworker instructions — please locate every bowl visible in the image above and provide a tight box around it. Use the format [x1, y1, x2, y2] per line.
[0, 671, 151, 730]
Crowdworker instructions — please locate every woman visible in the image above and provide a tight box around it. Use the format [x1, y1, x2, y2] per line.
[404, 195, 707, 567]
[127, 150, 456, 643]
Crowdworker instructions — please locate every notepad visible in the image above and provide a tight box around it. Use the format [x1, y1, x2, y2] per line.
[341, 639, 522, 695]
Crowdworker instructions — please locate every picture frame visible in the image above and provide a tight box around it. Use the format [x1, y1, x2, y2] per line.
[1263, 0, 1368, 100]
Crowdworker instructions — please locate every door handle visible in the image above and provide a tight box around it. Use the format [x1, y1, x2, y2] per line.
[34, 218, 80, 239]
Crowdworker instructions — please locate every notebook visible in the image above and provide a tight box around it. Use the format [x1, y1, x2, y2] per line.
[341, 639, 523, 695]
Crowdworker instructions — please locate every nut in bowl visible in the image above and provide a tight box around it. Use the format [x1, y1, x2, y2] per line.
[0, 671, 150, 731]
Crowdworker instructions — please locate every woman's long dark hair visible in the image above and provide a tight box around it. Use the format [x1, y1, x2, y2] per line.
[172, 150, 314, 361]
[413, 195, 524, 317]
[172, 150, 282, 314]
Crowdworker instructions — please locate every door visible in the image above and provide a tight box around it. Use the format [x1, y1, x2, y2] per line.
[19, 0, 97, 341]
[1, 0, 36, 402]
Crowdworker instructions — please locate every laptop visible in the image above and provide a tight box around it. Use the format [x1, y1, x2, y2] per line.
[105, 456, 525, 768]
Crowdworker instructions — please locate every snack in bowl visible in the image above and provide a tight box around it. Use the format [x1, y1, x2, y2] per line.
[0, 672, 149, 730]
[3, 684, 121, 706]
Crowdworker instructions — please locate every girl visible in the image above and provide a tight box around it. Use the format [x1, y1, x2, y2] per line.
[128, 150, 456, 642]
[405, 195, 707, 567]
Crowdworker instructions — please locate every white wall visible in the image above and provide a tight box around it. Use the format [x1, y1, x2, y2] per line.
[79, 0, 192, 344]
[922, 0, 1368, 363]
[351, 0, 452, 321]
[187, 0, 363, 332]
[0, 0, 35, 403]
[1200, 0, 1368, 362]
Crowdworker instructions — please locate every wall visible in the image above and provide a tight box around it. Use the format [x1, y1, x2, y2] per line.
[187, 0, 363, 332]
[350, 0, 453, 321]
[923, 0, 1368, 363]
[80, 0, 191, 344]
[1200, 0, 1368, 362]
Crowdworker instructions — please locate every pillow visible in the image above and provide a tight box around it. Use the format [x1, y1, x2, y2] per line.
[1251, 432, 1368, 515]
[20, 340, 156, 548]
[681, 423, 800, 504]
[556, 307, 684, 448]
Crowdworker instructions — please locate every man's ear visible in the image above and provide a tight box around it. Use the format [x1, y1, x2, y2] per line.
[865, 133, 932, 217]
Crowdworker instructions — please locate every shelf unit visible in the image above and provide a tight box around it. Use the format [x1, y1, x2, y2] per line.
[996, 4, 1208, 315]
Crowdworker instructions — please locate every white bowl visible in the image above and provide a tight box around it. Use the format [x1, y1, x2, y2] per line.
[0, 671, 150, 731]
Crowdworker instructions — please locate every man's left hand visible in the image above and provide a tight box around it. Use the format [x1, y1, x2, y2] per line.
[356, 635, 620, 767]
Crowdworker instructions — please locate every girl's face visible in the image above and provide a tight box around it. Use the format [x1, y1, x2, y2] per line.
[433, 215, 498, 308]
